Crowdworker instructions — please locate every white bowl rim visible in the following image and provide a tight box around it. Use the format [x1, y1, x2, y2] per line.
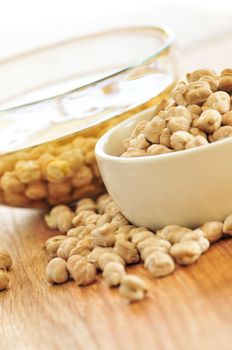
[95, 107, 232, 164]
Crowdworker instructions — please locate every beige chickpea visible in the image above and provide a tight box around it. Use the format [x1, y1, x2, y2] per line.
[96, 213, 112, 228]
[0, 250, 12, 270]
[84, 213, 100, 226]
[96, 193, 112, 214]
[219, 68, 232, 93]
[71, 166, 93, 188]
[87, 247, 113, 268]
[48, 180, 71, 199]
[104, 201, 121, 216]
[15, 160, 41, 184]
[144, 251, 175, 277]
[67, 226, 91, 238]
[45, 159, 72, 183]
[187, 104, 202, 120]
[186, 69, 217, 83]
[76, 198, 96, 214]
[211, 126, 232, 141]
[146, 144, 172, 156]
[185, 81, 212, 105]
[131, 230, 155, 245]
[129, 133, 150, 150]
[137, 237, 171, 252]
[0, 270, 10, 291]
[200, 221, 223, 242]
[223, 214, 232, 235]
[72, 210, 95, 226]
[156, 225, 180, 239]
[221, 111, 232, 126]
[67, 255, 96, 285]
[57, 211, 75, 233]
[121, 148, 147, 158]
[44, 205, 71, 229]
[119, 275, 148, 302]
[180, 229, 210, 253]
[199, 76, 219, 92]
[170, 131, 194, 151]
[144, 116, 166, 144]
[116, 225, 135, 241]
[122, 137, 130, 150]
[103, 262, 126, 287]
[111, 214, 129, 229]
[114, 239, 140, 264]
[98, 252, 125, 271]
[130, 120, 149, 138]
[45, 235, 67, 258]
[189, 128, 207, 138]
[167, 117, 191, 134]
[171, 81, 187, 106]
[46, 257, 69, 284]
[165, 226, 192, 244]
[196, 110, 222, 133]
[166, 106, 192, 121]
[91, 223, 116, 247]
[57, 237, 78, 260]
[203, 91, 230, 114]
[25, 181, 48, 199]
[60, 148, 84, 171]
[69, 237, 92, 257]
[170, 241, 202, 265]
[159, 128, 171, 148]
[185, 136, 209, 149]
[1, 172, 25, 193]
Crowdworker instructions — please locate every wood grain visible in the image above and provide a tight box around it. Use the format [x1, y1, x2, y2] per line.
[1, 205, 232, 350]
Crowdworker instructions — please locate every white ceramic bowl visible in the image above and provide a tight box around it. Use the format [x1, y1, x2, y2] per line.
[95, 106, 232, 230]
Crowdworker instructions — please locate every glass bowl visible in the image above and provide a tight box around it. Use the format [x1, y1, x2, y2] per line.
[0, 26, 178, 208]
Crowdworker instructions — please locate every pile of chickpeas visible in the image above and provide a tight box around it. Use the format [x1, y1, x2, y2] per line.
[44, 193, 232, 302]
[121, 68, 232, 157]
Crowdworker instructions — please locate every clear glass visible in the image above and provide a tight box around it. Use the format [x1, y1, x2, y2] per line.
[0, 26, 178, 208]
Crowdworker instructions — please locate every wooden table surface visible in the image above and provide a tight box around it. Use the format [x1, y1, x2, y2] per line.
[1, 26, 232, 350]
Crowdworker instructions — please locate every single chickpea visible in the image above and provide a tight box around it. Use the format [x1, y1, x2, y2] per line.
[4, 192, 30, 207]
[67, 226, 91, 239]
[200, 221, 223, 242]
[185, 135, 209, 149]
[221, 111, 232, 126]
[98, 252, 125, 271]
[57, 237, 78, 260]
[144, 116, 166, 144]
[119, 275, 148, 302]
[129, 133, 150, 150]
[15, 160, 41, 184]
[25, 181, 48, 199]
[144, 251, 175, 277]
[199, 76, 219, 92]
[71, 166, 93, 188]
[159, 128, 171, 148]
[56, 211, 75, 233]
[180, 229, 210, 253]
[48, 180, 71, 198]
[184, 81, 212, 105]
[223, 214, 232, 235]
[114, 239, 140, 264]
[91, 223, 116, 247]
[0, 270, 9, 291]
[196, 110, 222, 133]
[121, 148, 147, 158]
[186, 69, 217, 83]
[45, 159, 72, 183]
[45, 235, 67, 258]
[60, 148, 84, 171]
[96, 213, 112, 228]
[171, 81, 187, 106]
[0, 250, 12, 270]
[203, 91, 231, 114]
[111, 214, 129, 229]
[131, 230, 155, 245]
[130, 120, 149, 138]
[72, 210, 95, 226]
[146, 144, 172, 156]
[170, 131, 194, 151]
[46, 257, 69, 284]
[96, 193, 112, 214]
[211, 126, 232, 141]
[103, 262, 126, 287]
[1, 171, 25, 193]
[187, 104, 202, 120]
[116, 225, 135, 241]
[189, 128, 207, 138]
[219, 69, 232, 93]
[170, 241, 202, 265]
[87, 247, 113, 268]
[69, 237, 92, 258]
[104, 201, 121, 216]
[84, 213, 100, 226]
[67, 255, 96, 286]
[166, 106, 192, 121]
[167, 117, 191, 134]
[76, 198, 96, 214]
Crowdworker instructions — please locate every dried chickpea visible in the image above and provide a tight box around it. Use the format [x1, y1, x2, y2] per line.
[91, 223, 116, 247]
[46, 257, 69, 284]
[96, 193, 112, 214]
[119, 275, 148, 302]
[76, 198, 96, 214]
[15, 160, 41, 184]
[114, 239, 139, 264]
[165, 226, 191, 244]
[84, 213, 100, 226]
[189, 128, 207, 138]
[170, 241, 201, 265]
[57, 237, 78, 260]
[222, 111, 232, 126]
[184, 81, 212, 105]
[156, 225, 179, 239]
[129, 133, 150, 150]
[144, 116, 166, 144]
[67, 226, 91, 238]
[48, 181, 71, 198]
[104, 201, 121, 216]
[166, 106, 192, 121]
[131, 230, 155, 245]
[211, 126, 232, 141]
[196, 110, 222, 133]
[130, 120, 149, 138]
[98, 252, 125, 271]
[103, 262, 126, 287]
[219, 68, 232, 93]
[167, 117, 191, 134]
[203, 91, 230, 114]
[0, 270, 9, 291]
[44, 205, 71, 229]
[71, 166, 93, 188]
[72, 210, 95, 226]
[69, 237, 92, 257]
[45, 235, 67, 258]
[186, 69, 216, 83]
[116, 225, 135, 241]
[171, 81, 187, 106]
[223, 214, 232, 235]
[145, 251, 175, 277]
[57, 211, 75, 233]
[1, 172, 25, 193]
[45, 159, 72, 183]
[187, 104, 202, 120]
[159, 128, 171, 148]
[180, 229, 210, 253]
[25, 181, 48, 199]
[146, 144, 172, 156]
[87, 247, 113, 268]
[121, 148, 147, 158]
[170, 131, 194, 151]
[67, 255, 96, 286]
[0, 250, 12, 270]
[96, 213, 112, 228]
[185, 136, 209, 149]
[199, 76, 219, 92]
[111, 214, 129, 229]
[60, 149, 84, 171]
[200, 221, 223, 242]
